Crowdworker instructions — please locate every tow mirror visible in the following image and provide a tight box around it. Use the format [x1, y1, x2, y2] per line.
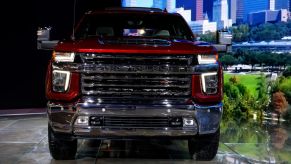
[37, 27, 59, 50]
[212, 29, 232, 53]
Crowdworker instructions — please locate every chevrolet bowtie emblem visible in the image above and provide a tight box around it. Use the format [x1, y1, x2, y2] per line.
[160, 80, 170, 84]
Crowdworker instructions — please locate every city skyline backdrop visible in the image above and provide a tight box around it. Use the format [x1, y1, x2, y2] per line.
[122, 0, 291, 34]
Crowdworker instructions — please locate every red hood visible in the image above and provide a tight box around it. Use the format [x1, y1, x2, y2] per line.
[54, 38, 217, 55]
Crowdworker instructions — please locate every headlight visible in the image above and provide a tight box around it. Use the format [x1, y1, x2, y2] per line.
[201, 72, 218, 94]
[53, 51, 75, 62]
[52, 70, 71, 92]
[197, 54, 217, 64]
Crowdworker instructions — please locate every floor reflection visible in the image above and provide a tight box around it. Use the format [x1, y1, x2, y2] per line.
[0, 115, 290, 164]
[97, 139, 190, 159]
[220, 120, 291, 163]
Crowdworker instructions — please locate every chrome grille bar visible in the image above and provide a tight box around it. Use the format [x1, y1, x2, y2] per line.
[80, 53, 194, 65]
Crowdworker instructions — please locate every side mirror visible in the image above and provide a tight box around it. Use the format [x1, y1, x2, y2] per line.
[37, 27, 59, 50]
[212, 30, 232, 53]
[218, 30, 232, 45]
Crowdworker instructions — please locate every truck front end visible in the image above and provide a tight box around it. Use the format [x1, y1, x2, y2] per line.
[46, 8, 223, 160]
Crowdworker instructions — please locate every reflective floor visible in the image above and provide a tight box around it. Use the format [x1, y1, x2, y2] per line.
[0, 115, 290, 164]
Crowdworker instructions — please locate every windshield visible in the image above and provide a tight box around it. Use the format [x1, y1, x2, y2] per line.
[75, 12, 194, 41]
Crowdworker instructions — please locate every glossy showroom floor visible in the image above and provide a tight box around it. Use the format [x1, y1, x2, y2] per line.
[0, 114, 290, 164]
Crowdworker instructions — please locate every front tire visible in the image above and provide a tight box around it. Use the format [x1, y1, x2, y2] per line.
[48, 124, 77, 160]
[188, 128, 220, 161]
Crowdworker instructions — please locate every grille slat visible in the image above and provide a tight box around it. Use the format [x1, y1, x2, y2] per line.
[80, 54, 193, 98]
[82, 84, 190, 88]
[82, 76, 190, 81]
[83, 91, 191, 96]
[82, 56, 190, 61]
[103, 116, 169, 128]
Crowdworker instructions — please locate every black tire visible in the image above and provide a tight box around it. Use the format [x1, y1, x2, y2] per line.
[188, 128, 220, 161]
[48, 124, 77, 160]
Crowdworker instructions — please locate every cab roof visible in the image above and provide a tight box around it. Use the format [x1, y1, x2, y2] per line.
[86, 7, 179, 16]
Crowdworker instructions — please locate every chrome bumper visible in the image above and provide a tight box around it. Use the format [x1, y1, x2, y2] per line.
[47, 101, 222, 138]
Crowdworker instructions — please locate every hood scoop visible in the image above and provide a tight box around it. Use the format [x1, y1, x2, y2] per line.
[99, 38, 171, 47]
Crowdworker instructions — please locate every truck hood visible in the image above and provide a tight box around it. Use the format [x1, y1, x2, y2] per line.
[54, 38, 217, 55]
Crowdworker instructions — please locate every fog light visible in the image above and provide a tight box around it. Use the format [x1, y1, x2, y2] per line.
[75, 116, 89, 125]
[52, 70, 70, 92]
[89, 116, 103, 126]
[183, 118, 195, 127]
[169, 117, 183, 127]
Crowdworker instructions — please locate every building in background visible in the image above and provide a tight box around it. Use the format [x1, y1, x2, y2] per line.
[122, 0, 153, 7]
[203, 0, 214, 21]
[280, 9, 289, 21]
[189, 19, 217, 34]
[236, 0, 244, 24]
[152, 0, 176, 11]
[248, 9, 288, 26]
[166, 0, 176, 11]
[176, 0, 203, 21]
[275, 0, 290, 10]
[174, 7, 192, 22]
[153, 0, 167, 9]
[122, 0, 220, 34]
[213, 0, 232, 29]
[243, 0, 275, 22]
[194, 0, 204, 20]
[122, 0, 136, 7]
[270, 0, 275, 10]
[230, 0, 237, 24]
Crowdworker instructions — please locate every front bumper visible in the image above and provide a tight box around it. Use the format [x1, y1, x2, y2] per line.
[48, 101, 222, 138]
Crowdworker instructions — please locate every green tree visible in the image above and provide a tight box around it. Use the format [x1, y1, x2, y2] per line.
[199, 31, 216, 43]
[263, 52, 277, 71]
[283, 66, 291, 77]
[222, 94, 235, 120]
[276, 53, 289, 72]
[255, 51, 266, 69]
[278, 77, 291, 103]
[232, 21, 291, 42]
[242, 50, 259, 70]
[223, 76, 257, 120]
[232, 24, 249, 42]
[219, 54, 237, 70]
[251, 23, 279, 41]
[256, 74, 270, 119]
[249, 21, 291, 41]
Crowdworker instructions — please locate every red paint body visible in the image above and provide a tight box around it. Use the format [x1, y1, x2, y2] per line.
[54, 39, 216, 55]
[46, 40, 223, 103]
[46, 9, 222, 104]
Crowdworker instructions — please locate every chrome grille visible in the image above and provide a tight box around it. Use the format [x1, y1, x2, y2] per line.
[80, 54, 194, 98]
[103, 116, 169, 128]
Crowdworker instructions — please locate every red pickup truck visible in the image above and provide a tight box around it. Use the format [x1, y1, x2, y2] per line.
[46, 7, 223, 161]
